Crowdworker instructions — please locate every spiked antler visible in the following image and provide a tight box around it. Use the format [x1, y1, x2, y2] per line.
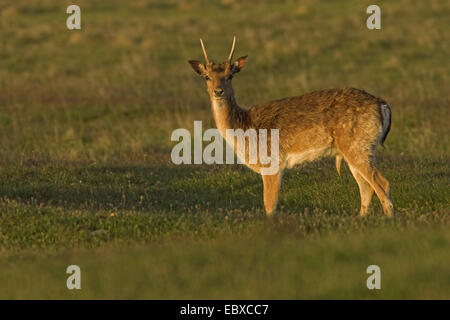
[228, 36, 236, 62]
[199, 38, 209, 64]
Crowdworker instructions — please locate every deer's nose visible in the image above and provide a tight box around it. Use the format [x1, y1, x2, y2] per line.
[214, 88, 224, 96]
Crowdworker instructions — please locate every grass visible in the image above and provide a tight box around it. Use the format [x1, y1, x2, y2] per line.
[2, 227, 449, 299]
[0, 0, 449, 298]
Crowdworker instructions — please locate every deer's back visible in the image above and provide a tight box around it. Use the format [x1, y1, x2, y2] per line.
[248, 87, 386, 158]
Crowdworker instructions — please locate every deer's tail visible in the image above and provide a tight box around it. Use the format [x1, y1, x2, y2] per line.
[379, 102, 391, 147]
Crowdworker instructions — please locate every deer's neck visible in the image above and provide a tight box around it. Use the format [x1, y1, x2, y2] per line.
[210, 90, 249, 136]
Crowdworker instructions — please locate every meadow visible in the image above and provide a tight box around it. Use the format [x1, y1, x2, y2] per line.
[0, 0, 448, 298]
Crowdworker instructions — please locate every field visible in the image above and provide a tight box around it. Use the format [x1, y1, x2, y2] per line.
[0, 0, 449, 299]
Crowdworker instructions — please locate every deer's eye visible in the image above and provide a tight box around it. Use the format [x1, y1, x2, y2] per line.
[204, 75, 210, 81]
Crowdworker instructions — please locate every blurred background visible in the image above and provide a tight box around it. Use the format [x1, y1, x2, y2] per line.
[0, 0, 448, 164]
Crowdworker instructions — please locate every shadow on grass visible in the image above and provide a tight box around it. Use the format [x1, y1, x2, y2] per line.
[0, 163, 263, 213]
[0, 154, 447, 214]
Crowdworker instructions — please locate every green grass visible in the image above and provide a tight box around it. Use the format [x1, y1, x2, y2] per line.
[1, 227, 449, 299]
[0, 0, 449, 298]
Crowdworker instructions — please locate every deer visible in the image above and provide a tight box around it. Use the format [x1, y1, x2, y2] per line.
[188, 37, 393, 217]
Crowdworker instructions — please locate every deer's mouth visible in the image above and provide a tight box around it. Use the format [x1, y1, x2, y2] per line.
[213, 95, 226, 102]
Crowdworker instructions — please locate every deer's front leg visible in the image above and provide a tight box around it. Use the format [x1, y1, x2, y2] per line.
[262, 171, 282, 216]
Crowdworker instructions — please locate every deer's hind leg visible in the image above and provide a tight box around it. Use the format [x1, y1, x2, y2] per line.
[348, 164, 374, 216]
[345, 155, 393, 217]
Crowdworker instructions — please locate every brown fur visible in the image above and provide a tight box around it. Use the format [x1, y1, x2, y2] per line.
[188, 39, 393, 217]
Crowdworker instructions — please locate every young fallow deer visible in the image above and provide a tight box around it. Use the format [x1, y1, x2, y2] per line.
[188, 37, 393, 217]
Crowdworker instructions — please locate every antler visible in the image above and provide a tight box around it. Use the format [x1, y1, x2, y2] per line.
[199, 38, 209, 64]
[227, 36, 236, 62]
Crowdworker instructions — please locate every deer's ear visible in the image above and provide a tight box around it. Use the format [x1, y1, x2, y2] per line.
[188, 60, 207, 76]
[231, 55, 248, 74]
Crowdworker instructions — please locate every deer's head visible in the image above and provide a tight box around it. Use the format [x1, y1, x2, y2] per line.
[188, 37, 248, 100]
